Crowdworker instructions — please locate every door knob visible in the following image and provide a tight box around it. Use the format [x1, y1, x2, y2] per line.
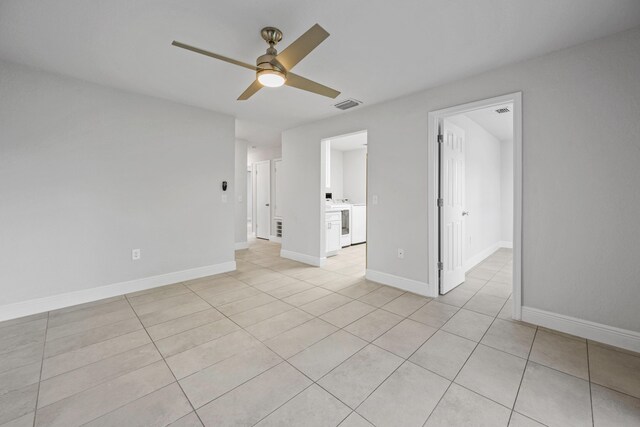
[265, 203, 270, 206]
[462, 211, 470, 216]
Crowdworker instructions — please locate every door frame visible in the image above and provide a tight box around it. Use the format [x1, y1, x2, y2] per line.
[427, 92, 523, 320]
[320, 129, 368, 263]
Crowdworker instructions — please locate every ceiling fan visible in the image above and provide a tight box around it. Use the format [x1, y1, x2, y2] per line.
[172, 24, 340, 101]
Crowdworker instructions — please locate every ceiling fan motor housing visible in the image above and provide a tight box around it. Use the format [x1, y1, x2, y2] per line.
[256, 56, 286, 87]
[260, 27, 283, 46]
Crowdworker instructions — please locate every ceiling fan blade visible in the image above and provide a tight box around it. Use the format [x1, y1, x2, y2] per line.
[172, 41, 258, 71]
[285, 73, 340, 98]
[272, 24, 329, 71]
[237, 80, 263, 100]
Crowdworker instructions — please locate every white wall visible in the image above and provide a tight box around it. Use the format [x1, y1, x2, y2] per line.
[0, 59, 236, 310]
[248, 144, 281, 165]
[282, 136, 323, 260]
[327, 149, 344, 198]
[281, 28, 640, 333]
[501, 140, 514, 244]
[235, 139, 248, 247]
[447, 115, 502, 267]
[343, 149, 367, 204]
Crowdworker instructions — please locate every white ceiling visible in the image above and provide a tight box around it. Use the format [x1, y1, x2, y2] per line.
[466, 104, 513, 141]
[329, 131, 368, 151]
[1, 1, 639, 146]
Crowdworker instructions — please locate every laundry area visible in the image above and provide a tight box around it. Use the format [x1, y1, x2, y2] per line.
[322, 131, 368, 260]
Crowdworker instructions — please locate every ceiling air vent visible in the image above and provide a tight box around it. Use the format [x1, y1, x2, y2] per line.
[334, 99, 362, 111]
[495, 107, 510, 114]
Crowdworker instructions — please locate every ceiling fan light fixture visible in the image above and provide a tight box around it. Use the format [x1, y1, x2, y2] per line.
[257, 69, 286, 87]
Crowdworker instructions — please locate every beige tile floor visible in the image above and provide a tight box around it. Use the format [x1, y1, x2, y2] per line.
[1, 240, 639, 426]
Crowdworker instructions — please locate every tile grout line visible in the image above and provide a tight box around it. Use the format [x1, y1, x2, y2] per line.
[248, 245, 515, 424]
[238, 250, 514, 425]
[123, 292, 207, 427]
[284, 300, 436, 424]
[507, 327, 539, 425]
[423, 289, 506, 427]
[44, 291, 207, 425]
[587, 341, 595, 427]
[170, 249, 418, 424]
[151, 281, 285, 424]
[226, 247, 582, 426]
[169, 282, 317, 417]
[31, 311, 49, 427]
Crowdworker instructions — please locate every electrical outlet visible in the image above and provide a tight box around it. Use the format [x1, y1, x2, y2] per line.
[397, 248, 404, 259]
[372, 195, 378, 205]
[132, 249, 141, 260]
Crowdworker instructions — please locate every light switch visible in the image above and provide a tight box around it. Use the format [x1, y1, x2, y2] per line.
[221, 194, 228, 203]
[372, 195, 378, 205]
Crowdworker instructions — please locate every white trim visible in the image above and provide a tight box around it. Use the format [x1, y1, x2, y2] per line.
[465, 243, 500, 272]
[0, 261, 236, 322]
[499, 241, 513, 249]
[428, 92, 523, 320]
[366, 269, 434, 298]
[280, 250, 326, 267]
[269, 235, 282, 243]
[235, 241, 249, 250]
[522, 306, 640, 353]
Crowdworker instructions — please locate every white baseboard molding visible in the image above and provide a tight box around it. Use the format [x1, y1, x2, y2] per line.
[235, 241, 249, 250]
[499, 241, 513, 249]
[522, 306, 640, 353]
[465, 243, 500, 272]
[280, 250, 325, 267]
[366, 269, 434, 298]
[0, 261, 236, 322]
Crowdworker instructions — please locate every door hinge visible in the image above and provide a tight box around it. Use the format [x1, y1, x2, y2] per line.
[437, 134, 444, 143]
[437, 261, 443, 270]
[437, 198, 443, 207]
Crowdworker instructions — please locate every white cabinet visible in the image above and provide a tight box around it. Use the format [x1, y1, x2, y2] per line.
[325, 211, 341, 256]
[351, 205, 366, 244]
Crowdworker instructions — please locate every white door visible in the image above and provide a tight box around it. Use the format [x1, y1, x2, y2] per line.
[439, 119, 466, 294]
[274, 159, 282, 218]
[256, 161, 271, 239]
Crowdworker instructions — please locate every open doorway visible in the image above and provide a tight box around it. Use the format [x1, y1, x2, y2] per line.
[428, 93, 522, 319]
[321, 130, 368, 275]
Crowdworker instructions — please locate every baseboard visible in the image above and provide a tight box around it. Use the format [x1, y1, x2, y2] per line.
[366, 269, 434, 298]
[280, 250, 325, 267]
[499, 241, 513, 249]
[235, 241, 249, 250]
[465, 243, 500, 272]
[522, 306, 640, 353]
[0, 261, 236, 322]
